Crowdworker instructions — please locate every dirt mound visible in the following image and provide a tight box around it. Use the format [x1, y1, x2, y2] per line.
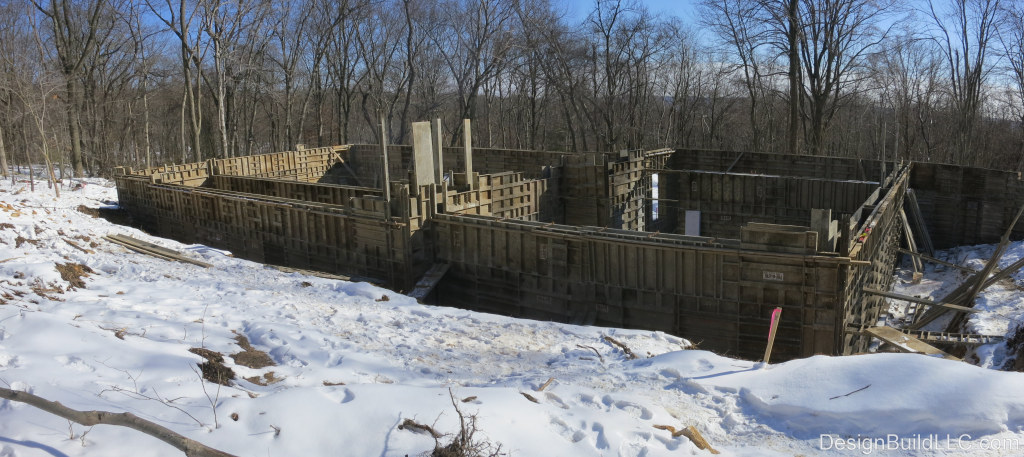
[231, 334, 275, 369]
[76, 205, 100, 218]
[56, 263, 94, 289]
[189, 347, 236, 385]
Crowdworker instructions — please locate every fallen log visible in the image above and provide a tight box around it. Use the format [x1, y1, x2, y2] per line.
[0, 387, 237, 457]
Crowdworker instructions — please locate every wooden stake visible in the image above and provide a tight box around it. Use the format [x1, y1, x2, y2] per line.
[763, 307, 782, 364]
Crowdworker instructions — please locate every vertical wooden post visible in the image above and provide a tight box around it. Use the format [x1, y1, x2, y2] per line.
[432, 118, 444, 184]
[411, 121, 435, 196]
[763, 307, 782, 364]
[463, 118, 474, 190]
[381, 116, 392, 219]
[380, 117, 391, 202]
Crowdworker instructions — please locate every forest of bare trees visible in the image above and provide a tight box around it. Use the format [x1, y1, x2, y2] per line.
[0, 0, 1023, 178]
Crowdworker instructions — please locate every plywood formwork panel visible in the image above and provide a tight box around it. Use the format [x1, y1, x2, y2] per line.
[431, 214, 849, 361]
[115, 145, 916, 363]
[911, 162, 1024, 249]
[113, 172, 420, 290]
[658, 169, 878, 241]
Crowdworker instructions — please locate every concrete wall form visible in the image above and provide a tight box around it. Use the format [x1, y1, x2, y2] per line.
[114, 144, 919, 361]
[911, 163, 1024, 249]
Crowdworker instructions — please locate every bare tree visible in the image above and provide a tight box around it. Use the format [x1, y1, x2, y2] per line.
[927, 0, 1002, 165]
[266, 0, 310, 150]
[1000, 2, 1024, 170]
[30, 0, 115, 177]
[429, 0, 515, 145]
[146, 0, 207, 162]
[872, 31, 946, 162]
[700, 0, 775, 151]
[796, 0, 892, 156]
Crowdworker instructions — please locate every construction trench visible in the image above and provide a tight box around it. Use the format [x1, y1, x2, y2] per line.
[112, 121, 1024, 362]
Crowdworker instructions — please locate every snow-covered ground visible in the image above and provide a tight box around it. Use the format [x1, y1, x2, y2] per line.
[1, 174, 1024, 456]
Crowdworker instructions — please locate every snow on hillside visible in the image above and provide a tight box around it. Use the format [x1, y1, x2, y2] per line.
[0, 174, 1023, 456]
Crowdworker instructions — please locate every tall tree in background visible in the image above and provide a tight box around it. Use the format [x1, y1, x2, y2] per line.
[700, 0, 774, 151]
[872, 31, 945, 162]
[147, 0, 206, 162]
[927, 0, 1001, 165]
[796, 0, 890, 155]
[31, 0, 110, 176]
[1000, 2, 1024, 169]
[429, 0, 515, 145]
[786, 0, 800, 154]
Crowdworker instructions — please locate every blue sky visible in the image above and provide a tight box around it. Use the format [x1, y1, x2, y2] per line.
[563, 0, 700, 24]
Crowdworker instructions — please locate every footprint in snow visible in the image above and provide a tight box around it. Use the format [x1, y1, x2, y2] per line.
[323, 386, 355, 404]
[613, 400, 653, 420]
[549, 416, 586, 443]
[544, 392, 569, 410]
[577, 393, 604, 410]
[591, 422, 610, 449]
[55, 355, 94, 373]
[617, 438, 651, 457]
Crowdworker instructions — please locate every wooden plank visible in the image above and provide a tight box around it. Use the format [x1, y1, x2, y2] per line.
[105, 235, 213, 268]
[864, 326, 960, 360]
[863, 288, 978, 314]
[900, 329, 1004, 346]
[409, 263, 451, 302]
[904, 189, 934, 255]
[896, 248, 978, 274]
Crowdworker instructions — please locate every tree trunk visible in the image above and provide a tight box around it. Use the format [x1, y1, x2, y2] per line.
[143, 82, 152, 168]
[0, 122, 8, 178]
[0, 387, 238, 457]
[788, 0, 800, 155]
[66, 79, 85, 177]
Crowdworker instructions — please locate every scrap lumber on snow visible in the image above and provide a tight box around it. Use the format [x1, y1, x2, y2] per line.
[104, 234, 213, 268]
[863, 288, 979, 314]
[910, 205, 1024, 330]
[863, 326, 960, 361]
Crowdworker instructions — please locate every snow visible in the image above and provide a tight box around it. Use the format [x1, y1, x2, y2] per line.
[1, 174, 1024, 456]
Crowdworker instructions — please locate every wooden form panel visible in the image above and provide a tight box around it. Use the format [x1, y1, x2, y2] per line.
[671, 148, 886, 181]
[838, 166, 909, 355]
[431, 214, 846, 361]
[208, 175, 382, 207]
[609, 150, 649, 231]
[911, 163, 1024, 249]
[113, 175, 419, 290]
[562, 155, 610, 227]
[445, 172, 561, 222]
[211, 147, 341, 178]
[114, 163, 210, 187]
[664, 170, 877, 239]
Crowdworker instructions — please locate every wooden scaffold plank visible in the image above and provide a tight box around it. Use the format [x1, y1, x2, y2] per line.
[864, 326, 960, 361]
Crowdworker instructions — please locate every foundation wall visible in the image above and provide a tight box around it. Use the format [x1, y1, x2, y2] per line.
[661, 170, 878, 240]
[431, 214, 848, 361]
[212, 146, 342, 182]
[113, 145, 914, 363]
[208, 175, 382, 207]
[115, 174, 420, 290]
[837, 167, 909, 353]
[911, 163, 1024, 248]
[445, 172, 562, 222]
[673, 148, 887, 180]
